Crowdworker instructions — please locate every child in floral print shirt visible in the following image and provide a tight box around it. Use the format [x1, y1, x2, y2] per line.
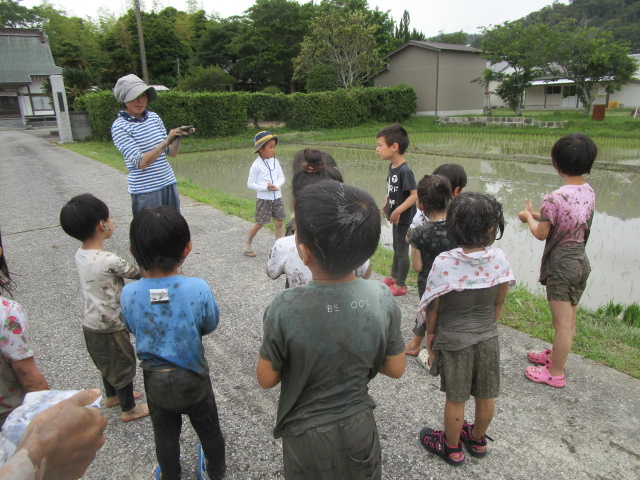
[0, 228, 49, 427]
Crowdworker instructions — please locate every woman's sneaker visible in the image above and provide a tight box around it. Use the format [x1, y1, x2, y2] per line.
[460, 422, 493, 457]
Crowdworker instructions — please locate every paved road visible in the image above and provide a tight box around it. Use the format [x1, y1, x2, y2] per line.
[0, 129, 638, 480]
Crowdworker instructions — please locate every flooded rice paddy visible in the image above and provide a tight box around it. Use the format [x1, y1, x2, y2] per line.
[173, 137, 640, 310]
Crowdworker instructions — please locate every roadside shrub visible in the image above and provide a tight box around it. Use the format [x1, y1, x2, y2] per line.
[285, 90, 368, 129]
[174, 66, 234, 92]
[261, 86, 282, 94]
[75, 91, 119, 141]
[284, 86, 415, 129]
[368, 84, 417, 123]
[247, 92, 289, 127]
[306, 64, 339, 92]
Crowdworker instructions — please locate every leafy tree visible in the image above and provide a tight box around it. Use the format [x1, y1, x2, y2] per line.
[316, 0, 397, 55]
[174, 65, 234, 92]
[140, 10, 192, 87]
[99, 15, 138, 85]
[99, 8, 192, 88]
[472, 68, 500, 115]
[522, 0, 640, 51]
[194, 18, 245, 73]
[393, 10, 426, 45]
[294, 9, 382, 90]
[62, 67, 95, 109]
[395, 10, 410, 43]
[228, 0, 314, 92]
[38, 6, 106, 72]
[545, 20, 637, 115]
[0, 0, 43, 27]
[428, 30, 468, 45]
[480, 21, 550, 115]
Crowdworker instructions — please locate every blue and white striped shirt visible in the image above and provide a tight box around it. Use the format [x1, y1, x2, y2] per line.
[111, 110, 177, 194]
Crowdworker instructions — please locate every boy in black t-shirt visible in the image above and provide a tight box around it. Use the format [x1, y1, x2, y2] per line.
[377, 123, 418, 296]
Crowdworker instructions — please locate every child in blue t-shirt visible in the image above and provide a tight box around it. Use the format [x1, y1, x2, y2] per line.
[121, 206, 226, 480]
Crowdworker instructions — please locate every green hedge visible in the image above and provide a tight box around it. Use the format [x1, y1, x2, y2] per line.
[76, 91, 248, 141]
[75, 92, 119, 141]
[284, 86, 416, 129]
[76, 86, 416, 139]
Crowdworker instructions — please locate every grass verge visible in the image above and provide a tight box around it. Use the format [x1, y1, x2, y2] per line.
[61, 124, 640, 379]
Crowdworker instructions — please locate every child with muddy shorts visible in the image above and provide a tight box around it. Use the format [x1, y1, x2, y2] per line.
[60, 194, 148, 423]
[519, 133, 597, 388]
[257, 180, 406, 480]
[417, 192, 514, 466]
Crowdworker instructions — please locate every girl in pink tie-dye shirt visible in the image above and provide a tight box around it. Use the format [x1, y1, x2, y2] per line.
[519, 133, 597, 388]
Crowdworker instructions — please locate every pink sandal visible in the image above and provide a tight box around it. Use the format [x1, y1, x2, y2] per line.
[525, 365, 566, 388]
[527, 349, 552, 365]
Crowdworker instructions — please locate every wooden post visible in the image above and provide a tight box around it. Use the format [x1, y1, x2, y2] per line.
[135, 0, 149, 84]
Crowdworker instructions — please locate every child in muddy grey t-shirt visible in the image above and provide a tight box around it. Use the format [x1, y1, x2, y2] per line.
[59, 194, 148, 423]
[257, 181, 405, 480]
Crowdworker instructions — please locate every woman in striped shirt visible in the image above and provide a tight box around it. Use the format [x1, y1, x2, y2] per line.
[111, 74, 192, 215]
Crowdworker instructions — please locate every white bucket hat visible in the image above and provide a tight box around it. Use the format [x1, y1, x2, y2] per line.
[113, 74, 157, 104]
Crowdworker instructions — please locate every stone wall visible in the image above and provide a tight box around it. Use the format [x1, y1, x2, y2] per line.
[436, 116, 567, 128]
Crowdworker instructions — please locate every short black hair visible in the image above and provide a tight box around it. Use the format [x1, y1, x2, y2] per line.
[417, 175, 452, 217]
[129, 206, 190, 273]
[447, 192, 504, 248]
[291, 148, 343, 200]
[432, 163, 467, 191]
[60, 194, 109, 242]
[376, 123, 409, 154]
[295, 180, 380, 277]
[551, 133, 597, 176]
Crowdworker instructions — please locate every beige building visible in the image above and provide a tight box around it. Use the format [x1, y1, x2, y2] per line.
[373, 41, 486, 115]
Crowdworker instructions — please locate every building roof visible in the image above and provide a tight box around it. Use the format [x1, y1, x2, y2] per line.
[487, 60, 511, 74]
[0, 28, 62, 85]
[384, 40, 482, 59]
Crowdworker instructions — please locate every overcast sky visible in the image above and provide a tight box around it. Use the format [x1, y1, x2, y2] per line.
[21, 0, 566, 37]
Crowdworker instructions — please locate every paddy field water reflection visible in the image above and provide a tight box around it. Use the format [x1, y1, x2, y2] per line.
[173, 143, 640, 310]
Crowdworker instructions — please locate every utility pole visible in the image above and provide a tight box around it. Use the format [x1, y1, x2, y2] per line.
[135, 0, 149, 83]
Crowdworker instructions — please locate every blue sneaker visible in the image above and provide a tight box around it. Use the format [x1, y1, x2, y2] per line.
[197, 443, 226, 480]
